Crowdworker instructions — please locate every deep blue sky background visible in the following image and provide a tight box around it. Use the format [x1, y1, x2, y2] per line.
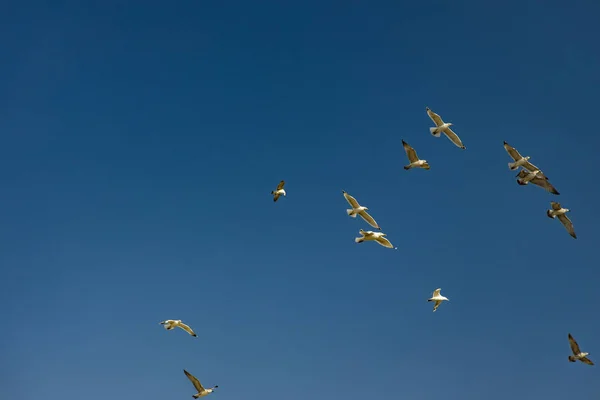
[1, 1, 599, 399]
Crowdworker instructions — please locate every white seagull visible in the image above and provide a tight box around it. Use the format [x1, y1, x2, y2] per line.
[515, 170, 559, 195]
[271, 180, 286, 202]
[547, 201, 577, 239]
[355, 229, 396, 249]
[426, 107, 466, 149]
[184, 369, 219, 398]
[402, 140, 430, 170]
[342, 191, 381, 230]
[159, 319, 197, 337]
[568, 333, 593, 365]
[503, 141, 541, 172]
[428, 288, 449, 312]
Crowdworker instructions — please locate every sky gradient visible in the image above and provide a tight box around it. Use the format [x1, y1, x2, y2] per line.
[1, 1, 599, 399]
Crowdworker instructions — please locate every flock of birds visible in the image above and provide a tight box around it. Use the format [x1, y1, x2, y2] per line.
[161, 106, 592, 398]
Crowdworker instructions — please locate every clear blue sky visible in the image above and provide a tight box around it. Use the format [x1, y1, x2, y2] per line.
[1, 1, 599, 399]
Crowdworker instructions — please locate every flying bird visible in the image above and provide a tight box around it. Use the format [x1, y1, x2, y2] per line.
[402, 140, 430, 170]
[547, 202, 576, 239]
[184, 369, 219, 398]
[503, 141, 541, 172]
[428, 288, 449, 312]
[568, 333, 593, 365]
[342, 191, 381, 230]
[354, 229, 395, 249]
[271, 180, 286, 202]
[426, 107, 466, 149]
[515, 170, 559, 195]
[159, 320, 197, 337]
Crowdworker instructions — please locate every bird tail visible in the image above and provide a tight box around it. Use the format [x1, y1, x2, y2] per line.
[355, 237, 364, 243]
[569, 355, 577, 362]
[403, 165, 411, 170]
[546, 210, 555, 219]
[516, 179, 526, 186]
[347, 209, 357, 217]
[193, 394, 201, 399]
[508, 162, 518, 170]
[270, 191, 275, 195]
[429, 127, 441, 137]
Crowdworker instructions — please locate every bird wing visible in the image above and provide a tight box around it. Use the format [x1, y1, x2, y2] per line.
[442, 127, 465, 148]
[426, 107, 444, 126]
[432, 288, 441, 297]
[551, 202, 562, 211]
[516, 170, 528, 179]
[178, 322, 197, 337]
[184, 370, 205, 392]
[433, 300, 441, 312]
[273, 193, 281, 202]
[557, 214, 576, 238]
[358, 210, 380, 229]
[276, 180, 285, 190]
[568, 334, 581, 355]
[343, 191, 360, 208]
[361, 230, 375, 237]
[402, 140, 419, 163]
[580, 357, 594, 366]
[375, 236, 394, 248]
[529, 176, 559, 194]
[503, 141, 524, 161]
[522, 160, 541, 174]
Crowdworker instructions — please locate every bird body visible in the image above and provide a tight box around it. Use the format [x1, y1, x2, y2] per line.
[426, 107, 466, 149]
[354, 229, 395, 248]
[427, 288, 449, 312]
[547, 202, 576, 238]
[568, 334, 594, 365]
[516, 169, 541, 185]
[184, 369, 219, 398]
[160, 320, 197, 337]
[515, 169, 559, 194]
[342, 191, 381, 229]
[271, 180, 286, 202]
[402, 140, 430, 170]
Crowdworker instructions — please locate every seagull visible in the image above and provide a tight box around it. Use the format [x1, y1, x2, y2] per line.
[271, 180, 286, 202]
[426, 107, 466, 149]
[184, 369, 219, 398]
[354, 229, 396, 249]
[159, 320, 197, 337]
[428, 288, 449, 312]
[402, 140, 430, 170]
[568, 333, 593, 365]
[342, 191, 381, 230]
[515, 170, 559, 195]
[503, 141, 541, 172]
[547, 201, 576, 239]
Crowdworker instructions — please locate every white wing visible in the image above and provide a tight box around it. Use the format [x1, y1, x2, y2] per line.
[276, 180, 285, 190]
[184, 370, 205, 392]
[342, 191, 360, 208]
[503, 141, 523, 161]
[442, 127, 465, 149]
[433, 300, 442, 312]
[358, 210, 380, 230]
[432, 288, 441, 297]
[557, 214, 577, 239]
[177, 322, 197, 337]
[375, 236, 394, 248]
[402, 140, 419, 163]
[426, 107, 444, 126]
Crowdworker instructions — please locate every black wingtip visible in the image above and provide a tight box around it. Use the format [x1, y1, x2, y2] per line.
[461, 146, 466, 150]
[402, 139, 407, 144]
[503, 141, 507, 145]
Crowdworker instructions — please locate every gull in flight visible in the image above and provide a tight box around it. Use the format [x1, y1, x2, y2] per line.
[547, 201, 577, 239]
[568, 333, 593, 365]
[184, 369, 219, 398]
[402, 140, 430, 170]
[428, 288, 449, 312]
[515, 170, 559, 195]
[159, 320, 197, 337]
[503, 141, 540, 171]
[342, 190, 381, 230]
[426, 107, 466, 149]
[271, 180, 286, 202]
[355, 229, 396, 249]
